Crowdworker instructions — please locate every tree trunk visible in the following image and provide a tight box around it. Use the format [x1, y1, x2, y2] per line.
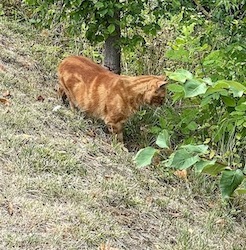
[103, 11, 121, 74]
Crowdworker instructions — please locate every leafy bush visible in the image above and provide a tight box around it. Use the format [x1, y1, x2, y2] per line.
[135, 69, 246, 199]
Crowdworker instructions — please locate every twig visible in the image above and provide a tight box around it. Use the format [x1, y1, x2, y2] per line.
[192, 0, 212, 19]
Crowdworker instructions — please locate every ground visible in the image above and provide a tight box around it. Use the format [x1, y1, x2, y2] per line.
[0, 17, 245, 250]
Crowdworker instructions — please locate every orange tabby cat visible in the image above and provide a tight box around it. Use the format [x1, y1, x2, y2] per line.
[58, 56, 167, 141]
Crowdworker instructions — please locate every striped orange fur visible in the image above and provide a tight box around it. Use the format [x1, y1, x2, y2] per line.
[58, 56, 167, 142]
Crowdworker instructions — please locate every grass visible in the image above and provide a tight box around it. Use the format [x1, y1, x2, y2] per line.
[0, 16, 246, 250]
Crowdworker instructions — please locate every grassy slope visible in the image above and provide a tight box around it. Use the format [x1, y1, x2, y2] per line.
[0, 17, 245, 250]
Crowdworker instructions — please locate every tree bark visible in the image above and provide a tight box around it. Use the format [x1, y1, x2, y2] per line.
[103, 11, 121, 74]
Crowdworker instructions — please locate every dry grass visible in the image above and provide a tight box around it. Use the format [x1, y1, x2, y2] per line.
[0, 16, 246, 250]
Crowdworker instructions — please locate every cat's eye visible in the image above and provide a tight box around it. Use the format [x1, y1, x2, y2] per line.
[159, 83, 166, 89]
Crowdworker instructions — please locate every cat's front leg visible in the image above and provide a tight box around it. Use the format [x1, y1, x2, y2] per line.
[57, 85, 76, 111]
[105, 120, 124, 142]
[69, 100, 76, 111]
[116, 131, 123, 142]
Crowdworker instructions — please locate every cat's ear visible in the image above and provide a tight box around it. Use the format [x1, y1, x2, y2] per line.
[157, 76, 168, 88]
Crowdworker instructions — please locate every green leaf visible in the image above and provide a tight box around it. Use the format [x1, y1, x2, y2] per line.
[95, 2, 104, 9]
[201, 95, 213, 106]
[195, 159, 217, 173]
[235, 189, 246, 195]
[220, 169, 245, 199]
[167, 84, 184, 93]
[205, 86, 228, 96]
[159, 117, 167, 128]
[187, 121, 197, 131]
[203, 50, 222, 66]
[164, 49, 175, 59]
[24, 0, 36, 4]
[184, 79, 207, 98]
[156, 130, 170, 149]
[229, 81, 246, 97]
[182, 23, 195, 36]
[99, 9, 108, 16]
[166, 69, 193, 83]
[172, 91, 185, 102]
[212, 81, 229, 89]
[134, 147, 157, 168]
[108, 9, 114, 17]
[221, 96, 236, 107]
[227, 80, 246, 91]
[215, 80, 246, 97]
[202, 163, 226, 176]
[167, 149, 200, 170]
[234, 179, 246, 195]
[0, 3, 4, 16]
[203, 78, 214, 86]
[180, 144, 208, 154]
[165, 48, 189, 62]
[235, 102, 246, 111]
[107, 24, 115, 34]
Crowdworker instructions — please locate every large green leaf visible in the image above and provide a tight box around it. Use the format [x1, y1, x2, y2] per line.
[167, 149, 200, 170]
[220, 169, 245, 199]
[167, 83, 184, 93]
[215, 80, 246, 97]
[221, 80, 246, 91]
[211, 81, 229, 89]
[194, 159, 216, 173]
[180, 144, 208, 154]
[134, 147, 157, 168]
[166, 69, 193, 83]
[156, 130, 170, 149]
[184, 79, 208, 97]
[202, 163, 226, 176]
[205, 85, 229, 95]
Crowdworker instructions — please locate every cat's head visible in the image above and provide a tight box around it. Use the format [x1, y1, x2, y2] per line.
[144, 76, 168, 106]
